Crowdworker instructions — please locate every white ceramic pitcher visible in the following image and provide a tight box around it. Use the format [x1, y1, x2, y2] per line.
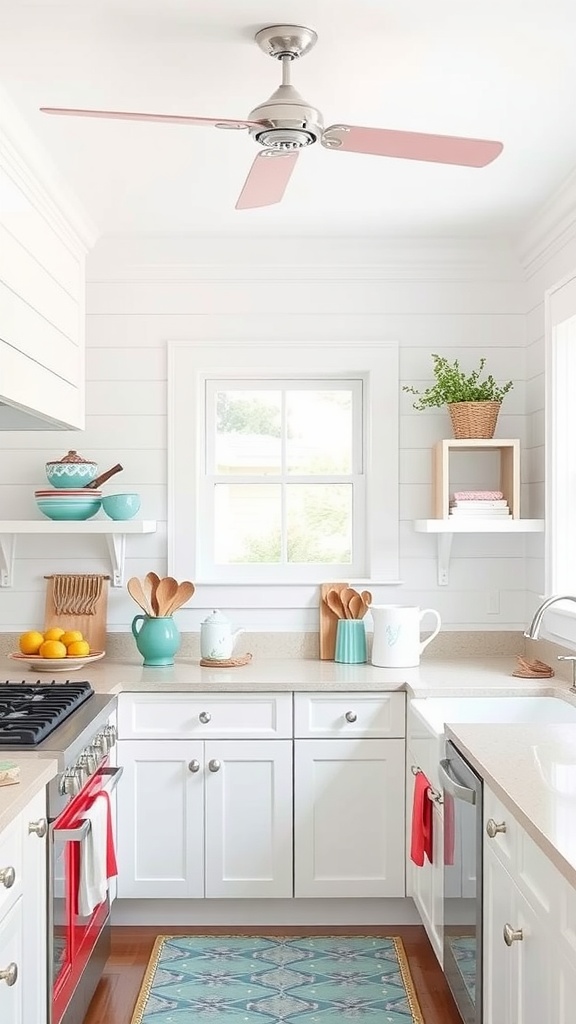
[370, 605, 441, 667]
[200, 610, 244, 660]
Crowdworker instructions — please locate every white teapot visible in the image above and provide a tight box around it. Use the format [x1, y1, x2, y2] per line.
[200, 610, 244, 660]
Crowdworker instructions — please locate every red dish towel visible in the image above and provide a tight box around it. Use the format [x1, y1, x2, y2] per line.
[73, 789, 118, 917]
[410, 771, 433, 866]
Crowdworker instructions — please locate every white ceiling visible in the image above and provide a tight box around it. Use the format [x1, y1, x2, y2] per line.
[1, 0, 576, 239]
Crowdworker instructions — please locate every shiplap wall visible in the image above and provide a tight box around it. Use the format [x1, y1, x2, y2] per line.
[0, 235, 531, 633]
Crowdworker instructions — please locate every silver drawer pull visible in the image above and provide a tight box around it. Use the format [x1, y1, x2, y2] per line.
[199, 711, 211, 724]
[503, 923, 523, 946]
[188, 759, 201, 773]
[0, 962, 17, 986]
[28, 818, 47, 838]
[486, 818, 507, 839]
[0, 866, 15, 889]
[208, 759, 221, 773]
[345, 711, 357, 723]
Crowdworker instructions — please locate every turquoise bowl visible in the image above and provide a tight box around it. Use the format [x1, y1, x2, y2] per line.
[101, 493, 141, 520]
[36, 497, 101, 521]
[45, 462, 98, 488]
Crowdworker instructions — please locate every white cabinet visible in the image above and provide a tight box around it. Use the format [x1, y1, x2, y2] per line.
[0, 787, 48, 1024]
[405, 752, 444, 961]
[117, 695, 294, 900]
[293, 692, 406, 899]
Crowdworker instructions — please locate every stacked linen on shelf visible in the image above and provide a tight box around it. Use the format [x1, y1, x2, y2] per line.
[449, 489, 511, 518]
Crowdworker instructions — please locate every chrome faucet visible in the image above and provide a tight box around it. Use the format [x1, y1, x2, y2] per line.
[524, 595, 576, 694]
[524, 595, 576, 640]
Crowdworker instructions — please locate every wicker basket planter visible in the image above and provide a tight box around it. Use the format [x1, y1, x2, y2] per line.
[448, 400, 501, 439]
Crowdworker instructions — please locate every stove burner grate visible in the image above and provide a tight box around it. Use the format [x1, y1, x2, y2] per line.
[0, 681, 94, 745]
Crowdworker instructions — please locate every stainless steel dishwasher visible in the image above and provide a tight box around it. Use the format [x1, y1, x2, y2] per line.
[439, 740, 483, 1024]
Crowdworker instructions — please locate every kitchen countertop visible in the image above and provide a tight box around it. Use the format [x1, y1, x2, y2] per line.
[447, 721, 576, 890]
[0, 756, 57, 834]
[0, 653, 570, 697]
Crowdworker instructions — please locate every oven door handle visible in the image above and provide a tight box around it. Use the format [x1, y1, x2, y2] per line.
[439, 758, 477, 804]
[52, 766, 124, 842]
[100, 765, 124, 793]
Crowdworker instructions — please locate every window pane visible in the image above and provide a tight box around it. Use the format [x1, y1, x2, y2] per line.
[214, 484, 281, 563]
[286, 390, 353, 475]
[286, 484, 352, 564]
[215, 390, 281, 475]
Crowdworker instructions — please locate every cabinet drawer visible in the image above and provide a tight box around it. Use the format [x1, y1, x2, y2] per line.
[0, 816, 22, 920]
[294, 692, 405, 738]
[484, 787, 517, 870]
[118, 693, 292, 739]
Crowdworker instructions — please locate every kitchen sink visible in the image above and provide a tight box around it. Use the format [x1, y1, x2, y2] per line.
[410, 695, 576, 733]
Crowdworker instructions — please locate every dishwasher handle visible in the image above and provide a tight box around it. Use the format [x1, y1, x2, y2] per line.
[439, 758, 477, 804]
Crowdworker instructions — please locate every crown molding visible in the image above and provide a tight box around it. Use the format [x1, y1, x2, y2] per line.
[517, 165, 576, 279]
[0, 84, 99, 253]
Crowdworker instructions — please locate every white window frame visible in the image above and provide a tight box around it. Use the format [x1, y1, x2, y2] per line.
[168, 340, 399, 606]
[200, 376, 365, 583]
[544, 270, 576, 647]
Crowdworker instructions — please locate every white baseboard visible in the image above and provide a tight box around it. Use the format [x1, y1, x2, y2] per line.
[111, 897, 420, 927]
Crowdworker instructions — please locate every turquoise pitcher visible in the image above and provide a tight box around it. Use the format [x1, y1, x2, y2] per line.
[131, 614, 180, 666]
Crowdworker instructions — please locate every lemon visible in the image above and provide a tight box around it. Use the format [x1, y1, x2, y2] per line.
[44, 627, 66, 642]
[66, 640, 90, 657]
[19, 630, 45, 655]
[61, 630, 84, 647]
[39, 640, 67, 659]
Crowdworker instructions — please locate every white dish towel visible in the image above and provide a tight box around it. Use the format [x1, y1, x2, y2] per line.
[78, 793, 109, 917]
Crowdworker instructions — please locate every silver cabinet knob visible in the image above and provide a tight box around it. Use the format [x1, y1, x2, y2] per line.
[0, 962, 17, 986]
[0, 866, 15, 889]
[208, 759, 221, 772]
[503, 923, 523, 946]
[486, 818, 507, 839]
[188, 759, 201, 773]
[345, 711, 357, 723]
[199, 711, 212, 724]
[28, 818, 47, 839]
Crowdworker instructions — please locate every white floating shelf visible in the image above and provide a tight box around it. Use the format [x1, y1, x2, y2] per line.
[0, 520, 157, 588]
[413, 518, 545, 585]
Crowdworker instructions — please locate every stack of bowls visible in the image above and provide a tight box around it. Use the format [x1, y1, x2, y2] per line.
[36, 451, 102, 520]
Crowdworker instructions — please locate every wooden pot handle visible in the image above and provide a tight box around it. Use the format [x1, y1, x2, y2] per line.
[85, 464, 124, 489]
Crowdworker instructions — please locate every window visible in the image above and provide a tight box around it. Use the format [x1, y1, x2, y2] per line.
[544, 271, 576, 646]
[168, 341, 399, 604]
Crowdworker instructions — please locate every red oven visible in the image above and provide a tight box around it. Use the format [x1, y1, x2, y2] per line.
[50, 755, 122, 1024]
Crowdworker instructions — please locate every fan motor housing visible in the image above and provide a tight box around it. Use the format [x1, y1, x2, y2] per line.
[248, 85, 323, 151]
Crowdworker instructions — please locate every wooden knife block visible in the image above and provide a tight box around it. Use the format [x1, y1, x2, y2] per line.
[44, 574, 110, 653]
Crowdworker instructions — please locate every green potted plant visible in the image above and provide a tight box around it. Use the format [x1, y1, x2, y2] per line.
[403, 353, 514, 438]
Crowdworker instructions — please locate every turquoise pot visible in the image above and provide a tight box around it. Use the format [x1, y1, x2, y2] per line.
[131, 615, 180, 666]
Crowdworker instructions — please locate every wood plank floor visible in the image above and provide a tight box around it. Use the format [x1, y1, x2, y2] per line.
[83, 924, 463, 1024]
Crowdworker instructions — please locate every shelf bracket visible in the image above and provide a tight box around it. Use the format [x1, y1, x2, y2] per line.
[105, 533, 127, 588]
[437, 532, 453, 586]
[0, 534, 15, 587]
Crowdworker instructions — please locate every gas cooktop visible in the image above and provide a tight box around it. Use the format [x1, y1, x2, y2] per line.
[0, 680, 94, 745]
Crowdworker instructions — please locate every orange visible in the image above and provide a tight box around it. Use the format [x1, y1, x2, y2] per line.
[61, 630, 84, 647]
[66, 640, 90, 658]
[39, 640, 67, 659]
[44, 627, 66, 642]
[19, 630, 45, 655]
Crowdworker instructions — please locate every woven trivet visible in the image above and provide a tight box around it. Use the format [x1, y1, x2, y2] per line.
[512, 655, 554, 678]
[200, 653, 253, 668]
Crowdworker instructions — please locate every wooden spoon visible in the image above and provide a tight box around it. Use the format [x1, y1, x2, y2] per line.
[127, 576, 152, 615]
[348, 593, 364, 619]
[155, 576, 179, 617]
[340, 588, 358, 619]
[360, 590, 373, 617]
[165, 580, 196, 615]
[144, 571, 161, 616]
[325, 588, 346, 619]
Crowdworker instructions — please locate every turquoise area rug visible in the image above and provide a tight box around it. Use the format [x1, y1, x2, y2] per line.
[131, 935, 424, 1023]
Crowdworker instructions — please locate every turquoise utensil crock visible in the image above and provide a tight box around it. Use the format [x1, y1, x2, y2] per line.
[334, 618, 367, 664]
[131, 614, 180, 666]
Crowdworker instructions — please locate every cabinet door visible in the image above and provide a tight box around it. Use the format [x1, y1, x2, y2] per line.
[483, 846, 551, 1024]
[204, 740, 293, 899]
[294, 738, 405, 898]
[555, 948, 576, 1024]
[0, 897, 23, 1024]
[117, 740, 204, 898]
[22, 790, 48, 1024]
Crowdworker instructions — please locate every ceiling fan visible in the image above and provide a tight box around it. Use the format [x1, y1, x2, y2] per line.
[41, 23, 503, 211]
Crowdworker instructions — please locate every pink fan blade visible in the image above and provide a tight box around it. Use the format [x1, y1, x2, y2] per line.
[235, 150, 299, 210]
[40, 107, 260, 130]
[322, 124, 503, 167]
